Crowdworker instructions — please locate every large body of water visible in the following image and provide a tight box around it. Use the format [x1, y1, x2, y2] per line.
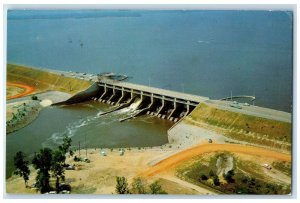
[7, 10, 293, 112]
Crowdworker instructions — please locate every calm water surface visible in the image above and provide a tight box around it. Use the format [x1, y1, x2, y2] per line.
[7, 10, 293, 112]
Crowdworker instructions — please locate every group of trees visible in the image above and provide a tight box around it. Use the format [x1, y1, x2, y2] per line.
[13, 134, 72, 194]
[199, 169, 235, 186]
[115, 177, 167, 194]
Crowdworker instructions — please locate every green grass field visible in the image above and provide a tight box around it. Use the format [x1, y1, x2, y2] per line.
[186, 103, 291, 151]
[7, 64, 92, 95]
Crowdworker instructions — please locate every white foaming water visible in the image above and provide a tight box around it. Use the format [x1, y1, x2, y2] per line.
[128, 99, 142, 110]
[113, 98, 142, 114]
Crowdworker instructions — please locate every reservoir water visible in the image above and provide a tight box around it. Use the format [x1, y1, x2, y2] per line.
[7, 10, 293, 112]
[6, 101, 172, 178]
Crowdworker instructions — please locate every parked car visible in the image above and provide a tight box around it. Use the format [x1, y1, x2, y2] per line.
[262, 163, 272, 170]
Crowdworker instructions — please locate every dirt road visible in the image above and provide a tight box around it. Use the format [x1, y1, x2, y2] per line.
[140, 143, 291, 177]
[7, 82, 36, 100]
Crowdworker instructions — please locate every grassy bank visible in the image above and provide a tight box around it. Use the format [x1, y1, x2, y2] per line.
[7, 64, 92, 95]
[185, 103, 291, 151]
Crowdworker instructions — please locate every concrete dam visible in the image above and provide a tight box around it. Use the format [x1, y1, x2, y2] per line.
[55, 79, 209, 122]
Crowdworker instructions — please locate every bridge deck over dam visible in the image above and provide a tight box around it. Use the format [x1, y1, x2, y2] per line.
[53, 71, 290, 124]
[97, 79, 209, 106]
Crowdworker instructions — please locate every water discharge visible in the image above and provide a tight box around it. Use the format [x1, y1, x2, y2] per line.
[42, 98, 144, 148]
[6, 100, 172, 178]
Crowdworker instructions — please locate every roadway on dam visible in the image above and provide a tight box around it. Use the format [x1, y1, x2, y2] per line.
[205, 100, 291, 123]
[98, 78, 209, 104]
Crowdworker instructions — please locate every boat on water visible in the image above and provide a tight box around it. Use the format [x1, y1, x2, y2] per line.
[97, 72, 129, 81]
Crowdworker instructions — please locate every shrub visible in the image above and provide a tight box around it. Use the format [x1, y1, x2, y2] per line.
[224, 169, 235, 183]
[115, 176, 130, 194]
[73, 156, 81, 162]
[213, 175, 220, 186]
[149, 181, 167, 194]
[209, 170, 215, 177]
[200, 174, 208, 181]
[131, 177, 147, 194]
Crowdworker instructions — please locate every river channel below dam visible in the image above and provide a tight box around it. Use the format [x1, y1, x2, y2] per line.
[6, 100, 172, 178]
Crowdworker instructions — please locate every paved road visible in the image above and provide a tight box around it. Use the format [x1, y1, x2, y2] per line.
[101, 79, 209, 103]
[47, 68, 209, 103]
[205, 100, 291, 123]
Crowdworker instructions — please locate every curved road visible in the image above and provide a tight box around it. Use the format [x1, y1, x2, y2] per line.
[140, 143, 291, 177]
[7, 82, 35, 100]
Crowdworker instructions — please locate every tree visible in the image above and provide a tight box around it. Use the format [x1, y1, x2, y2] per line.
[51, 150, 66, 193]
[115, 176, 130, 194]
[32, 148, 53, 193]
[213, 175, 220, 186]
[59, 134, 72, 155]
[200, 174, 208, 181]
[131, 177, 147, 194]
[149, 181, 167, 194]
[58, 134, 73, 166]
[224, 169, 235, 183]
[13, 151, 30, 187]
[209, 170, 215, 177]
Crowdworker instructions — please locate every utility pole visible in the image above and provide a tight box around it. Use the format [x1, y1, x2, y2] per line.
[148, 77, 151, 87]
[230, 90, 233, 101]
[85, 134, 87, 158]
[78, 141, 81, 157]
[181, 83, 185, 93]
[68, 82, 72, 92]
